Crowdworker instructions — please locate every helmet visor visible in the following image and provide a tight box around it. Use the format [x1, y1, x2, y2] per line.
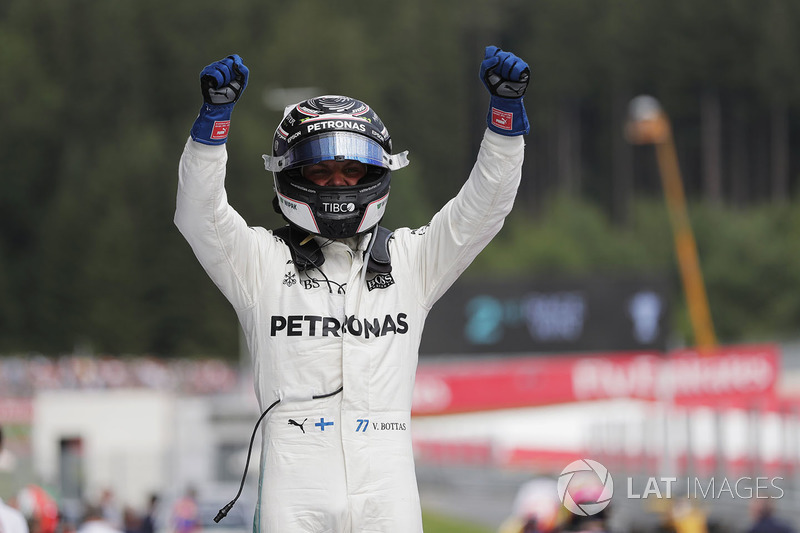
[289, 132, 388, 168]
[264, 132, 409, 172]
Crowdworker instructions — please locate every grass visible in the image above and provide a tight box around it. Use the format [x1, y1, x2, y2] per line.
[421, 510, 494, 533]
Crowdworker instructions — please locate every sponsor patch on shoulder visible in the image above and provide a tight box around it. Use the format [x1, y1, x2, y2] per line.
[367, 273, 395, 291]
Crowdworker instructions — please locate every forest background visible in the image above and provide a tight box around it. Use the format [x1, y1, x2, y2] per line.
[3, 0, 800, 358]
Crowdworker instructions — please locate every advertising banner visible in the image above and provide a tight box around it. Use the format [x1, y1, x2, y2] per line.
[420, 275, 672, 355]
[412, 344, 779, 415]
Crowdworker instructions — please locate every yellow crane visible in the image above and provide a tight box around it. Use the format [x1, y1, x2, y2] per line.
[625, 96, 717, 352]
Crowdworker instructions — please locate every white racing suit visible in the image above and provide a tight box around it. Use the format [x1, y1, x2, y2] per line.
[175, 129, 524, 532]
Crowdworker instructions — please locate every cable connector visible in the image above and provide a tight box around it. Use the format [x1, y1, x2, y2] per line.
[214, 501, 234, 523]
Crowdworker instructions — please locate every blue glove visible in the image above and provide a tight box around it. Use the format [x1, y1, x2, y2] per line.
[190, 54, 249, 145]
[479, 46, 530, 136]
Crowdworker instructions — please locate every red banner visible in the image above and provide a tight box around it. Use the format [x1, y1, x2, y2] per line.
[412, 344, 779, 415]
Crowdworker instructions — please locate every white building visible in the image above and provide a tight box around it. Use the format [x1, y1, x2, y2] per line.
[32, 388, 260, 524]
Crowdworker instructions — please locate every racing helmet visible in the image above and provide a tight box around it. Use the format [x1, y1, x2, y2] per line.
[263, 95, 409, 239]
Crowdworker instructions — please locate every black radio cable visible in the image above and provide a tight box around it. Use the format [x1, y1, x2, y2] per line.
[214, 398, 280, 523]
[214, 385, 344, 522]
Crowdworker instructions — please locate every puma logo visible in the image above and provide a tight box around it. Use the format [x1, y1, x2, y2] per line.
[288, 418, 307, 433]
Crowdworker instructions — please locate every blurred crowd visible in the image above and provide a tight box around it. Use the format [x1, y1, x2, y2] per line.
[2, 485, 201, 533]
[1, 423, 203, 533]
[497, 477, 798, 533]
[500, 502, 798, 533]
[0, 355, 238, 397]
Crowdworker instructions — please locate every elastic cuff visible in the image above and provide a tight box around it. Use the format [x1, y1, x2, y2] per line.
[482, 129, 525, 155]
[185, 137, 228, 160]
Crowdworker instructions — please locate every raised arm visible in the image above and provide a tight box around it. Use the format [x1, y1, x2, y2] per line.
[175, 55, 269, 310]
[407, 46, 530, 307]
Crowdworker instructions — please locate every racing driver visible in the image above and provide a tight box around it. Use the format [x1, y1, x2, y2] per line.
[175, 45, 530, 532]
